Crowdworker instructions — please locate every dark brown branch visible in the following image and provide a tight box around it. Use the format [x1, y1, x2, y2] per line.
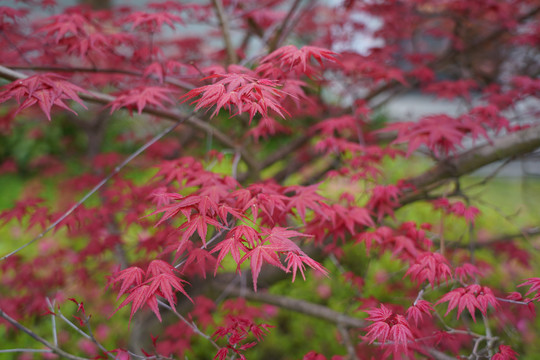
[261, 135, 311, 168]
[448, 227, 540, 249]
[9, 65, 196, 90]
[267, 0, 302, 52]
[222, 288, 459, 360]
[237, 135, 312, 183]
[400, 126, 540, 206]
[211, 0, 238, 64]
[0, 308, 91, 360]
[224, 287, 366, 328]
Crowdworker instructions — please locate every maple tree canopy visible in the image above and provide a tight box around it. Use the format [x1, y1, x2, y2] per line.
[0, 1, 539, 359]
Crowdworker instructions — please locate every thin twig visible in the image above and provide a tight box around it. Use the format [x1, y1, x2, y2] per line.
[482, 313, 495, 357]
[54, 307, 114, 359]
[337, 325, 359, 360]
[0, 308, 91, 360]
[0, 115, 189, 261]
[0, 349, 52, 353]
[463, 157, 515, 190]
[9, 65, 195, 90]
[85, 321, 114, 359]
[495, 297, 531, 306]
[267, 0, 303, 52]
[54, 310, 92, 341]
[232, 151, 241, 180]
[400, 126, 540, 207]
[275, 0, 317, 50]
[157, 300, 221, 350]
[0, 65, 259, 175]
[45, 298, 58, 346]
[211, 0, 238, 64]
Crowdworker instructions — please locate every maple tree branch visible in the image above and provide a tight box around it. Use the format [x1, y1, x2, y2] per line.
[400, 126, 540, 206]
[0, 349, 52, 354]
[9, 65, 195, 90]
[52, 306, 115, 360]
[223, 289, 458, 360]
[267, 0, 303, 52]
[261, 135, 311, 168]
[0, 114, 187, 261]
[337, 325, 359, 360]
[0, 65, 259, 175]
[224, 287, 366, 328]
[211, 0, 238, 65]
[0, 308, 91, 360]
[431, 5, 540, 70]
[237, 135, 311, 182]
[364, 5, 540, 104]
[425, 349, 458, 360]
[158, 300, 221, 351]
[448, 227, 540, 249]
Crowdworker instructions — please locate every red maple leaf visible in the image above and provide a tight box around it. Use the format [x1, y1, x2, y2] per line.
[152, 194, 199, 227]
[285, 184, 328, 224]
[146, 259, 177, 278]
[178, 213, 225, 245]
[115, 284, 158, 322]
[211, 226, 259, 274]
[454, 263, 482, 283]
[367, 185, 401, 220]
[181, 73, 288, 122]
[122, 11, 184, 32]
[110, 266, 145, 300]
[0, 198, 44, 225]
[240, 244, 286, 291]
[261, 226, 310, 253]
[364, 304, 413, 351]
[260, 45, 338, 77]
[0, 7, 28, 29]
[433, 199, 480, 225]
[0, 74, 88, 120]
[109, 86, 175, 115]
[405, 252, 453, 288]
[423, 79, 478, 100]
[248, 116, 292, 142]
[405, 300, 434, 326]
[113, 260, 192, 323]
[285, 252, 328, 282]
[492, 345, 518, 360]
[518, 277, 540, 302]
[144, 62, 166, 83]
[147, 272, 192, 308]
[436, 284, 498, 322]
[182, 248, 216, 278]
[38, 12, 90, 43]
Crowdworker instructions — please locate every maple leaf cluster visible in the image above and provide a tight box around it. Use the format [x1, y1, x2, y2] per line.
[110, 260, 191, 322]
[365, 304, 414, 354]
[436, 284, 498, 322]
[0, 74, 87, 121]
[182, 73, 288, 122]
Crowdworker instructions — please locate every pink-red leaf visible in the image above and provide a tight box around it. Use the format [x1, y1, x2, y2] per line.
[111, 266, 145, 300]
[0, 74, 87, 120]
[109, 86, 174, 115]
[241, 244, 286, 291]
